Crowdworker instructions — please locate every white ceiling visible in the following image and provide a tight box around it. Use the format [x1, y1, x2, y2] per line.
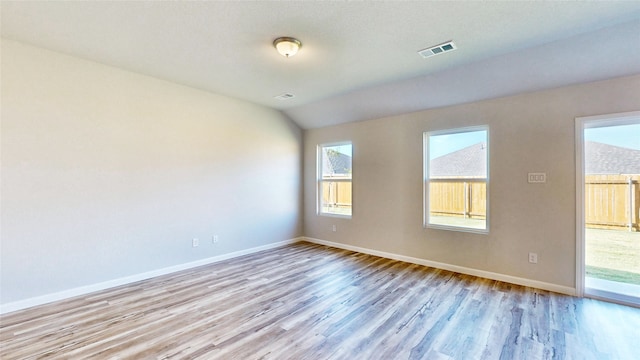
[2, 1, 640, 129]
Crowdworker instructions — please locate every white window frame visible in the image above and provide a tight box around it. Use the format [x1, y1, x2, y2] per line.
[318, 142, 353, 218]
[424, 126, 490, 234]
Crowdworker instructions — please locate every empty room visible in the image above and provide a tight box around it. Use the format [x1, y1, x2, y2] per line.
[2, 1, 640, 359]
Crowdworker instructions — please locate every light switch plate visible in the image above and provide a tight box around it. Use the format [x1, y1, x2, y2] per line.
[528, 173, 546, 183]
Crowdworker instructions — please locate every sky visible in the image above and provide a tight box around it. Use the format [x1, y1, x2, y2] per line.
[427, 123, 639, 160]
[333, 123, 638, 160]
[429, 130, 486, 160]
[584, 124, 640, 150]
[326, 144, 352, 157]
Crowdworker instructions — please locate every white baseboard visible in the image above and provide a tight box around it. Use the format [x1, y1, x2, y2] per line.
[2, 236, 576, 315]
[0, 237, 302, 315]
[302, 237, 576, 296]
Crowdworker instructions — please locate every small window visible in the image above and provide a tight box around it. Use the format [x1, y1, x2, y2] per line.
[318, 143, 352, 217]
[424, 127, 488, 232]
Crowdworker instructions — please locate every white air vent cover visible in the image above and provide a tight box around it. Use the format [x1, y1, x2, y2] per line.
[418, 41, 457, 59]
[274, 93, 295, 100]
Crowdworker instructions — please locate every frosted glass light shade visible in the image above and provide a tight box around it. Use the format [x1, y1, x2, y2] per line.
[274, 37, 301, 57]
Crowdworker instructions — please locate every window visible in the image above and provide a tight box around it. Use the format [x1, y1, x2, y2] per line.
[318, 143, 352, 217]
[424, 127, 488, 232]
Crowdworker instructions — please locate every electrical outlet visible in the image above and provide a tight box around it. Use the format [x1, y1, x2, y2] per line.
[332, 225, 337, 232]
[192, 238, 199, 247]
[213, 235, 219, 244]
[528, 252, 538, 264]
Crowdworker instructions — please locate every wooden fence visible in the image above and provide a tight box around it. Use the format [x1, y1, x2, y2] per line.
[429, 179, 486, 219]
[428, 175, 639, 231]
[321, 181, 352, 209]
[585, 175, 639, 231]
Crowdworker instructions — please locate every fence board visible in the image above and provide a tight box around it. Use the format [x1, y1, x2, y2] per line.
[427, 175, 638, 231]
[429, 180, 486, 219]
[585, 175, 639, 231]
[322, 181, 352, 208]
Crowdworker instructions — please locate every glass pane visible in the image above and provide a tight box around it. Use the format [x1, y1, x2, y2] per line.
[320, 181, 352, 216]
[427, 129, 487, 231]
[322, 145, 352, 179]
[320, 144, 352, 216]
[584, 122, 640, 301]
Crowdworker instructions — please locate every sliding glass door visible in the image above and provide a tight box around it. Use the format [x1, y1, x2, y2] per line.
[577, 112, 640, 306]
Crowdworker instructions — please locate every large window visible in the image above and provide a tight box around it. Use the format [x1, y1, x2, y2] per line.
[318, 143, 352, 217]
[424, 127, 488, 232]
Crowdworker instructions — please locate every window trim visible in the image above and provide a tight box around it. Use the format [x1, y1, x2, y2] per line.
[317, 141, 353, 218]
[423, 125, 490, 234]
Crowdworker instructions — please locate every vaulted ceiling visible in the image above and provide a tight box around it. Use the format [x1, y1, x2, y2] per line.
[2, 1, 639, 129]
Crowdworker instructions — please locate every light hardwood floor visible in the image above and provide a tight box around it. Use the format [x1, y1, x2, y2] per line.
[1, 242, 639, 359]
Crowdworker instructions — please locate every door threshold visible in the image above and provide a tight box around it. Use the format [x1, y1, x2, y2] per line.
[585, 277, 640, 308]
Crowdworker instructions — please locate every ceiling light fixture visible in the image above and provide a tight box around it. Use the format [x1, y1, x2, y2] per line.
[273, 37, 302, 58]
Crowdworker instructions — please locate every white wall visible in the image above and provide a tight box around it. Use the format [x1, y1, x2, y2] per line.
[1, 39, 302, 305]
[304, 74, 640, 290]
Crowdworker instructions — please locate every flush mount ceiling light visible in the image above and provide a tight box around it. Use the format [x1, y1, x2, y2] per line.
[273, 37, 302, 58]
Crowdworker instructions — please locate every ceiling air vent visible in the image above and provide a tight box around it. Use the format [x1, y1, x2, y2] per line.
[274, 93, 295, 100]
[418, 41, 457, 59]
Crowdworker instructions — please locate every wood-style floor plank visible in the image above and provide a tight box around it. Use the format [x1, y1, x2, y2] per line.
[1, 242, 639, 359]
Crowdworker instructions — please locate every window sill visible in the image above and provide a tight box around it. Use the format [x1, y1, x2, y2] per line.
[318, 212, 352, 219]
[425, 223, 489, 235]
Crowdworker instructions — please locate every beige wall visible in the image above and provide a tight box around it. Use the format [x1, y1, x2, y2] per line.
[1, 39, 302, 304]
[304, 74, 640, 289]
[2, 36, 639, 307]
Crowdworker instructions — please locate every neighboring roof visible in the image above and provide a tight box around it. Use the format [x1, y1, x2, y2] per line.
[430, 142, 487, 178]
[585, 141, 640, 175]
[430, 141, 640, 178]
[322, 150, 352, 176]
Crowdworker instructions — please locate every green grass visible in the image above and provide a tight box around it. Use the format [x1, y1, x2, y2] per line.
[585, 265, 640, 284]
[586, 228, 640, 285]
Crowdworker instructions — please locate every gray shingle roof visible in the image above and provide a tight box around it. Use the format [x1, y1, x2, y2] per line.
[430, 142, 487, 178]
[585, 141, 640, 175]
[429, 141, 640, 177]
[322, 150, 352, 176]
